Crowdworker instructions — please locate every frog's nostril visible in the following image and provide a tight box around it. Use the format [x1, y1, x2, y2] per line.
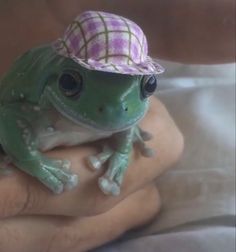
[98, 106, 104, 113]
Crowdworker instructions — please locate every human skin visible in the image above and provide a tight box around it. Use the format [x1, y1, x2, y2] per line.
[0, 0, 234, 251]
[0, 185, 162, 252]
[0, 99, 183, 251]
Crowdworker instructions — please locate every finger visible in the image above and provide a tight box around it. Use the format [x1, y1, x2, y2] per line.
[0, 97, 183, 218]
[0, 184, 160, 252]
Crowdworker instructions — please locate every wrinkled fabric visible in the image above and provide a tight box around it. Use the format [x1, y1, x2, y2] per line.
[53, 11, 164, 75]
[94, 62, 236, 252]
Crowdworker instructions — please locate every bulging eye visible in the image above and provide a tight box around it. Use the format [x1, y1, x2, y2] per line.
[141, 75, 157, 99]
[59, 71, 83, 98]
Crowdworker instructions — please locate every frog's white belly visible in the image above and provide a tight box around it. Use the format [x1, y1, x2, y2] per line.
[34, 109, 112, 152]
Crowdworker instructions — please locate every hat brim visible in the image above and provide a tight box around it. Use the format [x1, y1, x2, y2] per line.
[52, 41, 164, 75]
[68, 56, 164, 75]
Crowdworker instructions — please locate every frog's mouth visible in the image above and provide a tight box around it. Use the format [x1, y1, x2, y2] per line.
[46, 87, 147, 133]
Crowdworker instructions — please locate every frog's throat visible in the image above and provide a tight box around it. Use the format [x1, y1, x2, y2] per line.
[45, 87, 147, 133]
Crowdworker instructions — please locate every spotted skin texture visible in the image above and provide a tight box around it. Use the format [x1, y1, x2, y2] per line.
[0, 45, 155, 196]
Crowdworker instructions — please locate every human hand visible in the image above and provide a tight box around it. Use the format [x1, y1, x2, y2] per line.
[0, 1, 184, 251]
[0, 97, 183, 217]
[0, 184, 160, 252]
[0, 97, 183, 251]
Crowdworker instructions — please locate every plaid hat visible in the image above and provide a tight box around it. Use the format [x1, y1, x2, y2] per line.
[53, 11, 164, 75]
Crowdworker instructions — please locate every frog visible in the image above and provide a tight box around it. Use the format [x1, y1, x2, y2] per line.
[0, 11, 164, 196]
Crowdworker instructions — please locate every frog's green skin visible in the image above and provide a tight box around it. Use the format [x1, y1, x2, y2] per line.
[0, 45, 154, 196]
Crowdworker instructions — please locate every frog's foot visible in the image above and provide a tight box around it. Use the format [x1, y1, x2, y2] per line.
[137, 142, 155, 157]
[87, 145, 113, 171]
[139, 128, 153, 141]
[98, 152, 129, 196]
[30, 158, 78, 194]
[134, 128, 155, 157]
[98, 176, 121, 196]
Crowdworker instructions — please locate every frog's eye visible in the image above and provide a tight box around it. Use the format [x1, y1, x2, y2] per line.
[141, 75, 157, 99]
[59, 71, 83, 98]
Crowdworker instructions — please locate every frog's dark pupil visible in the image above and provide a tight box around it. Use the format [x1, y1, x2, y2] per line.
[145, 76, 157, 93]
[141, 75, 157, 99]
[59, 74, 77, 91]
[59, 72, 83, 97]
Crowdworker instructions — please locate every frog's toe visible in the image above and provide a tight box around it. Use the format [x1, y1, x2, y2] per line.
[61, 160, 71, 171]
[40, 172, 74, 194]
[140, 131, 153, 141]
[41, 171, 77, 194]
[137, 128, 153, 141]
[52, 169, 78, 191]
[43, 159, 78, 191]
[41, 177, 64, 194]
[52, 159, 71, 171]
[65, 174, 79, 190]
[98, 177, 121, 196]
[141, 147, 156, 157]
[87, 156, 102, 170]
[52, 183, 64, 194]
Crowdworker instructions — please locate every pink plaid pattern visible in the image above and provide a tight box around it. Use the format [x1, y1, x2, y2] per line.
[53, 11, 164, 75]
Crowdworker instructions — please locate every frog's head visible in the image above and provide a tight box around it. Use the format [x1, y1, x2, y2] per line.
[44, 59, 157, 132]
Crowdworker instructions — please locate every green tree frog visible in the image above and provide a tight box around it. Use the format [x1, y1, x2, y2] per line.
[0, 11, 164, 196]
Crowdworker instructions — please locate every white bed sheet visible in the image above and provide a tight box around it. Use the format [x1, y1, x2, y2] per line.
[95, 62, 235, 252]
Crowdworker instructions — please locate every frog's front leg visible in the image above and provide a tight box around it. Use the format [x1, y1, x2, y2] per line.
[98, 151, 130, 196]
[0, 105, 78, 194]
[88, 128, 135, 196]
[87, 145, 113, 170]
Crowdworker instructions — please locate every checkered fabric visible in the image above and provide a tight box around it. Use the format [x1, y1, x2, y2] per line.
[53, 11, 164, 75]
